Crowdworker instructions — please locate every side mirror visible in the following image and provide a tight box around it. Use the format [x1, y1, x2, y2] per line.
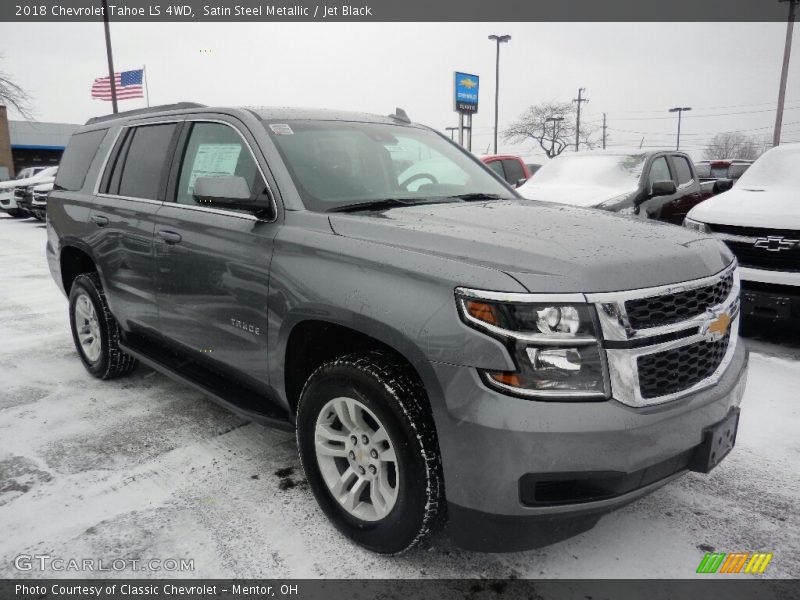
[713, 178, 734, 194]
[516, 177, 528, 188]
[193, 176, 268, 213]
[651, 180, 677, 197]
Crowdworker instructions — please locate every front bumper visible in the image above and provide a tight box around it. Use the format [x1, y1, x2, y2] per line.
[0, 193, 17, 211]
[738, 268, 800, 323]
[430, 342, 748, 551]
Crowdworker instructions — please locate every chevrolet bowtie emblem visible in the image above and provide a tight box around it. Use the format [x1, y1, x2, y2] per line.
[707, 312, 732, 338]
[754, 236, 799, 252]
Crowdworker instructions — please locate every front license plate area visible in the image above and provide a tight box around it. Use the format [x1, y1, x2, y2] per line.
[742, 291, 792, 320]
[689, 409, 740, 474]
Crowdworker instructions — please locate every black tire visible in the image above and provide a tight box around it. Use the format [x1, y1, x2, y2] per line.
[5, 208, 25, 218]
[296, 351, 445, 554]
[68, 272, 137, 379]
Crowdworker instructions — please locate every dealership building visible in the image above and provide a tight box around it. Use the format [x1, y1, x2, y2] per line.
[0, 106, 79, 179]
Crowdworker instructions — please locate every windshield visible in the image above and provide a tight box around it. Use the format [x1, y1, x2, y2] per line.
[530, 153, 648, 189]
[263, 120, 511, 212]
[735, 146, 799, 189]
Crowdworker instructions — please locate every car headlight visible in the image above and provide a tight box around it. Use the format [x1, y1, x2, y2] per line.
[456, 290, 610, 400]
[683, 217, 710, 233]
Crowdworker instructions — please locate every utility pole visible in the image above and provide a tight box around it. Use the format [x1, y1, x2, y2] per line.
[602, 113, 607, 149]
[573, 87, 588, 151]
[774, 0, 798, 147]
[488, 34, 511, 154]
[445, 126, 458, 140]
[101, 0, 118, 114]
[669, 107, 692, 151]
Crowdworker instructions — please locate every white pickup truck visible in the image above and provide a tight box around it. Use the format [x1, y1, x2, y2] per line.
[0, 166, 58, 218]
[684, 143, 799, 324]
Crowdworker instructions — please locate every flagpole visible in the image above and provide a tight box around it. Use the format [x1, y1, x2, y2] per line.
[143, 65, 150, 107]
[100, 0, 118, 113]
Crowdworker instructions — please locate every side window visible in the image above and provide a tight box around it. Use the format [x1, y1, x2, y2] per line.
[105, 123, 177, 200]
[176, 122, 262, 206]
[648, 157, 672, 186]
[486, 160, 505, 179]
[502, 159, 525, 184]
[673, 156, 694, 185]
[54, 129, 108, 191]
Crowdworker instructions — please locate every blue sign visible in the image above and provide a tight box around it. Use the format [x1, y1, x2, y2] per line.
[454, 71, 479, 114]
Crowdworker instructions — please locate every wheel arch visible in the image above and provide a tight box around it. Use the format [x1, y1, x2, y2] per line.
[59, 241, 101, 295]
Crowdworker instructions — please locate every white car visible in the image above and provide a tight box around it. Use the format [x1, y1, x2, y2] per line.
[684, 143, 799, 324]
[0, 166, 58, 218]
[30, 181, 54, 221]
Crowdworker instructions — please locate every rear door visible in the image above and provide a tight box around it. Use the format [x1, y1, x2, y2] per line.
[153, 116, 278, 385]
[90, 119, 183, 333]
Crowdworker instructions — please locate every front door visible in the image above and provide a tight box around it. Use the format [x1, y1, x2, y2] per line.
[154, 118, 278, 385]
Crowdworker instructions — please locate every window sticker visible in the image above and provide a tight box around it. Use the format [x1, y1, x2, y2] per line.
[269, 123, 294, 136]
[186, 143, 242, 193]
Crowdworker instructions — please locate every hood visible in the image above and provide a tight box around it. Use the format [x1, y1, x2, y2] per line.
[516, 182, 634, 207]
[0, 174, 54, 190]
[328, 200, 732, 293]
[688, 185, 800, 230]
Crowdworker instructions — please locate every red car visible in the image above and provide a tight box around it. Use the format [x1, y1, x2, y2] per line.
[480, 154, 533, 187]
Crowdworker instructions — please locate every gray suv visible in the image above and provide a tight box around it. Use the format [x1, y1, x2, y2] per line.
[46, 103, 748, 553]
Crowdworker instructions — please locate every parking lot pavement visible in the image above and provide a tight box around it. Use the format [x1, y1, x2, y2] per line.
[0, 213, 798, 579]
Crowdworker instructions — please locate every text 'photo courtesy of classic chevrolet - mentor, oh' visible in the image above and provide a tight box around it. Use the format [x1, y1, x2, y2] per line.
[44, 103, 748, 553]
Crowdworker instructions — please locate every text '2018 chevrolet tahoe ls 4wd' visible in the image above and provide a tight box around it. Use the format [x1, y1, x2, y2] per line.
[47, 103, 748, 553]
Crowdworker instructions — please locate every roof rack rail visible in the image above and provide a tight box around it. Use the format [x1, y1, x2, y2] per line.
[85, 102, 206, 125]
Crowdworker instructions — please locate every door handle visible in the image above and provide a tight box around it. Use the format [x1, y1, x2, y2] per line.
[157, 230, 182, 244]
[91, 215, 109, 227]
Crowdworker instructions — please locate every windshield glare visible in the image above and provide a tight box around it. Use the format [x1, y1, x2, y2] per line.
[736, 146, 800, 189]
[531, 153, 648, 189]
[263, 120, 511, 211]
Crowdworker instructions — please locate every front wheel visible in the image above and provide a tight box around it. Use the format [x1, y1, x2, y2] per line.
[296, 352, 444, 554]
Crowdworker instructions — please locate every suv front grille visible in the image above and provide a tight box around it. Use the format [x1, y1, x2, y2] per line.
[722, 240, 800, 273]
[624, 270, 734, 330]
[637, 333, 730, 399]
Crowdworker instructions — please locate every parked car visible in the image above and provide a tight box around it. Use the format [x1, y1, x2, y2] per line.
[0, 166, 58, 218]
[47, 103, 746, 554]
[695, 159, 753, 183]
[685, 143, 799, 324]
[517, 149, 729, 225]
[480, 154, 533, 187]
[0, 166, 56, 217]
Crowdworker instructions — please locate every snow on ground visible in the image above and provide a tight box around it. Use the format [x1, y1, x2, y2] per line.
[0, 213, 798, 579]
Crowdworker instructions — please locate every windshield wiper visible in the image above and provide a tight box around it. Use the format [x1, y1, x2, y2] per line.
[328, 198, 456, 213]
[446, 193, 507, 201]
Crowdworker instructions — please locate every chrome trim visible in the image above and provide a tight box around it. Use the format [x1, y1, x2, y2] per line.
[712, 232, 759, 244]
[158, 201, 258, 221]
[586, 261, 738, 342]
[95, 193, 163, 206]
[456, 287, 586, 304]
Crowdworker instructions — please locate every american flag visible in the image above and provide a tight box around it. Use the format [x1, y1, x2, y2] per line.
[91, 69, 144, 101]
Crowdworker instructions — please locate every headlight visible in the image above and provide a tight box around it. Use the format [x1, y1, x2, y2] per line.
[683, 217, 710, 233]
[456, 291, 610, 400]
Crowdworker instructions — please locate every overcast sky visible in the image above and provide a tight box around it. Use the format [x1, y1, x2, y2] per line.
[2, 21, 798, 160]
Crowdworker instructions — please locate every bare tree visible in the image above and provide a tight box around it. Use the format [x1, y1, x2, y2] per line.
[703, 132, 762, 161]
[0, 56, 33, 119]
[503, 101, 596, 158]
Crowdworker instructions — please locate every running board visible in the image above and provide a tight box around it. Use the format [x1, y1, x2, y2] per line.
[119, 335, 294, 432]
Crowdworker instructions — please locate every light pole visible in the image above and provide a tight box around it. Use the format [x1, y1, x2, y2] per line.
[774, 0, 798, 146]
[445, 127, 458, 140]
[488, 34, 511, 154]
[668, 107, 692, 151]
[546, 116, 564, 157]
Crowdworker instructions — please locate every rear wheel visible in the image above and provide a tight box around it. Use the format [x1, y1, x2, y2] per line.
[5, 208, 25, 218]
[69, 272, 137, 379]
[296, 352, 444, 554]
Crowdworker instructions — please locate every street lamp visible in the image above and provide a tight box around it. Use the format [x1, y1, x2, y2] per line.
[668, 107, 692, 151]
[546, 116, 564, 157]
[488, 34, 511, 154]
